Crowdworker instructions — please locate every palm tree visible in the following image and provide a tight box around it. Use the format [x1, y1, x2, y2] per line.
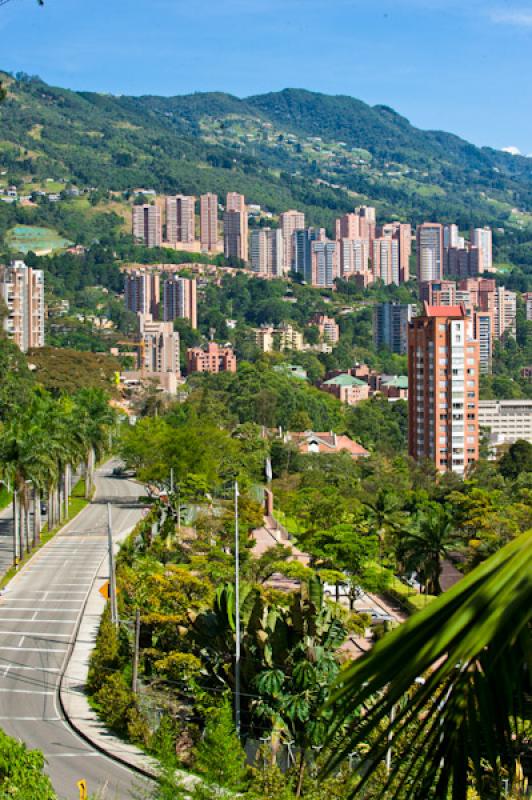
[75, 389, 116, 498]
[325, 529, 532, 800]
[396, 502, 457, 595]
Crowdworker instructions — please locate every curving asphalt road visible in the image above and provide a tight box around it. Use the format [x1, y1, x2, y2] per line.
[0, 463, 151, 800]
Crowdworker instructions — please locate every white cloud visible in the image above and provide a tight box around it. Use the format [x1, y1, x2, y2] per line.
[502, 146, 522, 155]
[490, 8, 532, 26]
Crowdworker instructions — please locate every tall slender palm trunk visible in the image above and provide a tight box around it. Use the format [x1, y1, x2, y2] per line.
[34, 489, 41, 546]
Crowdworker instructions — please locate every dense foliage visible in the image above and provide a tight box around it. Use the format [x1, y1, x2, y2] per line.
[1, 73, 532, 238]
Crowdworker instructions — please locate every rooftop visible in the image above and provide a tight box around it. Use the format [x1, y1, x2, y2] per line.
[323, 373, 367, 387]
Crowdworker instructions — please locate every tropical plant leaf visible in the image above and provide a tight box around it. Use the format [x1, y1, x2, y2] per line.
[324, 529, 532, 800]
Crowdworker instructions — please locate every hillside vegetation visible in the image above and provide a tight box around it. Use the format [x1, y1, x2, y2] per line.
[1, 72, 532, 234]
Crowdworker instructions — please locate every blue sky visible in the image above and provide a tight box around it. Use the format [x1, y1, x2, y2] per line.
[1, 0, 531, 152]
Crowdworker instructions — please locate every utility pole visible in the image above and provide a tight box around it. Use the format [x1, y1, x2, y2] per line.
[107, 503, 118, 627]
[234, 481, 241, 735]
[13, 490, 19, 567]
[170, 468, 174, 494]
[132, 608, 140, 695]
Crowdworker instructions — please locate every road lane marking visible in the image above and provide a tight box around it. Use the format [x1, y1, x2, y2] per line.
[0, 631, 71, 638]
[0, 618, 77, 623]
[0, 666, 61, 672]
[43, 752, 101, 757]
[0, 688, 55, 695]
[0, 646, 67, 653]
[0, 717, 61, 722]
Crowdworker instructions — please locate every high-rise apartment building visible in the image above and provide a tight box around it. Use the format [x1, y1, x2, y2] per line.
[416, 223, 443, 282]
[294, 228, 325, 283]
[279, 210, 305, 273]
[372, 237, 400, 285]
[408, 303, 479, 474]
[335, 213, 360, 241]
[471, 227, 493, 272]
[124, 269, 160, 318]
[473, 310, 493, 375]
[443, 224, 465, 249]
[250, 228, 284, 277]
[132, 204, 162, 248]
[373, 302, 415, 355]
[166, 195, 195, 244]
[0, 260, 44, 352]
[355, 206, 377, 240]
[419, 279, 457, 306]
[338, 238, 371, 279]
[492, 287, 517, 339]
[311, 240, 339, 287]
[524, 292, 532, 322]
[381, 222, 412, 282]
[223, 193, 248, 263]
[446, 246, 482, 278]
[162, 276, 197, 329]
[138, 313, 180, 376]
[200, 193, 219, 252]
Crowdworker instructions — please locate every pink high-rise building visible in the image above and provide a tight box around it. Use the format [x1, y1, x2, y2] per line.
[0, 260, 45, 352]
[279, 209, 305, 272]
[372, 237, 400, 285]
[166, 195, 196, 244]
[408, 303, 479, 474]
[224, 192, 248, 262]
[335, 213, 360, 241]
[339, 238, 371, 280]
[132, 205, 162, 248]
[381, 222, 412, 282]
[200, 193, 219, 251]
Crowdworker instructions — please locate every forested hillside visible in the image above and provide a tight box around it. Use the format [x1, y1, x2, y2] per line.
[2, 72, 532, 233]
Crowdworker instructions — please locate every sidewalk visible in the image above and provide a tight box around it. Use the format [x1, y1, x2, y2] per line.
[59, 524, 199, 790]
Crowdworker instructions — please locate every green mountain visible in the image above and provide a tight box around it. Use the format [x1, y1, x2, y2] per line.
[1, 72, 532, 234]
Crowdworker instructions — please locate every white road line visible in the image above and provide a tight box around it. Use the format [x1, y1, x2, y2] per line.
[0, 716, 61, 721]
[17, 635, 24, 647]
[0, 666, 60, 672]
[0, 688, 54, 695]
[0, 646, 67, 653]
[43, 752, 101, 758]
[0, 631, 71, 638]
[0, 607, 81, 612]
[0, 618, 77, 623]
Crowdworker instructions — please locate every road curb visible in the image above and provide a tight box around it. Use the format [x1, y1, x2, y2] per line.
[57, 519, 159, 783]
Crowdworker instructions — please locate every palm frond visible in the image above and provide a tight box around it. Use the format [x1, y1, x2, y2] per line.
[325, 529, 532, 800]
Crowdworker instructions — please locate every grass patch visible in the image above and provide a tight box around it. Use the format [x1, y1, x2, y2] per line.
[385, 574, 436, 614]
[0, 479, 91, 589]
[0, 486, 11, 512]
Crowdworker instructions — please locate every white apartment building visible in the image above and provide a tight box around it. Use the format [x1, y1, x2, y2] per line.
[478, 400, 532, 449]
[417, 223, 443, 282]
[0, 260, 45, 352]
[471, 227, 493, 272]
